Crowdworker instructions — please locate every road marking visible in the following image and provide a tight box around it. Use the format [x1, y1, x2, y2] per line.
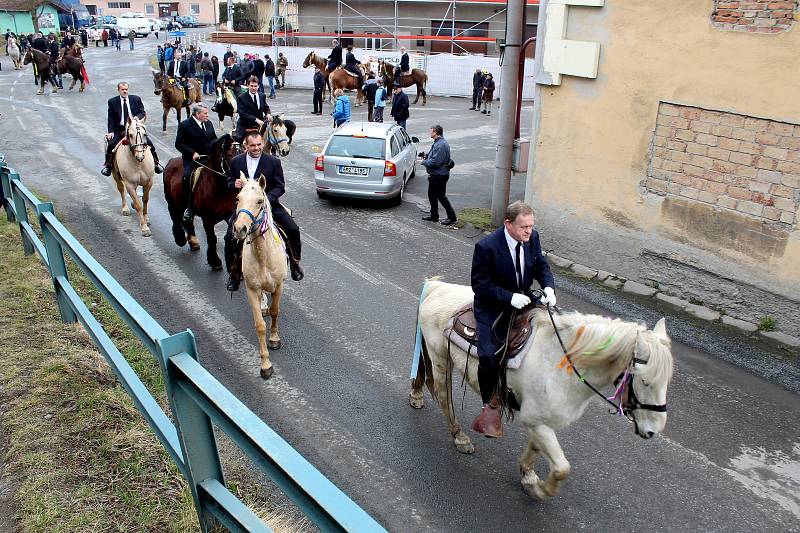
[16, 115, 26, 130]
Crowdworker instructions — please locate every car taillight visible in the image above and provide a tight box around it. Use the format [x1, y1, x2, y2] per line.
[314, 155, 324, 171]
[384, 160, 397, 176]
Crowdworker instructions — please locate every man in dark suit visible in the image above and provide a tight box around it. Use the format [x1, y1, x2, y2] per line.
[312, 66, 324, 115]
[251, 53, 265, 92]
[224, 130, 304, 291]
[175, 102, 217, 222]
[101, 82, 163, 176]
[174, 52, 192, 107]
[222, 56, 243, 95]
[327, 39, 342, 72]
[234, 76, 270, 141]
[470, 201, 556, 437]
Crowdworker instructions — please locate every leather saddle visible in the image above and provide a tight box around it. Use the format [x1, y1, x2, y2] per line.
[446, 302, 538, 359]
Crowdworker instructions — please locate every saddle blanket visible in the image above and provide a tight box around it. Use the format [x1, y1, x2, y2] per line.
[442, 314, 537, 370]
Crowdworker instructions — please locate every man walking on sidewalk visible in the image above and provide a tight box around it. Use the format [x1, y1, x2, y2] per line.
[419, 124, 457, 226]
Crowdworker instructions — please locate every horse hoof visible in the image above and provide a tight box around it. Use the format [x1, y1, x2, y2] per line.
[122, 208, 130, 216]
[141, 229, 152, 237]
[267, 339, 281, 351]
[408, 392, 424, 409]
[260, 366, 274, 379]
[455, 437, 475, 455]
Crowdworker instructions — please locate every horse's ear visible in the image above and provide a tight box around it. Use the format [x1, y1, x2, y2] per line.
[239, 170, 248, 182]
[652, 318, 668, 340]
[140, 115, 147, 124]
[258, 175, 266, 190]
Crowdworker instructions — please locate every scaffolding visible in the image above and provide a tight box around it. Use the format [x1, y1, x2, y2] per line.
[267, 0, 538, 53]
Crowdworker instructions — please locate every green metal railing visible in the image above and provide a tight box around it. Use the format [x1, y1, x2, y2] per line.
[0, 156, 387, 533]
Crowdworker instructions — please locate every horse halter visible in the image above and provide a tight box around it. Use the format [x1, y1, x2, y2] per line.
[128, 121, 148, 160]
[266, 120, 290, 149]
[235, 188, 270, 243]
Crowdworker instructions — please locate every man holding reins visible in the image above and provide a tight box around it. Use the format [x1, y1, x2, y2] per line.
[101, 82, 163, 176]
[175, 103, 217, 222]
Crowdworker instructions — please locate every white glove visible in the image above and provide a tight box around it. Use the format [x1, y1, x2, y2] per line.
[540, 287, 557, 307]
[510, 293, 531, 310]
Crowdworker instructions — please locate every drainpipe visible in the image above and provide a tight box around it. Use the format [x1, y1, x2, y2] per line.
[514, 36, 537, 139]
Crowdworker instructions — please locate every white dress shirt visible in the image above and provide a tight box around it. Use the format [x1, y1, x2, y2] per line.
[120, 96, 131, 126]
[504, 227, 524, 286]
[246, 153, 260, 179]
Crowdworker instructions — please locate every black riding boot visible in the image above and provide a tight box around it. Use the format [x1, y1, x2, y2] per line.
[149, 145, 163, 174]
[181, 173, 193, 223]
[100, 145, 114, 176]
[287, 247, 304, 282]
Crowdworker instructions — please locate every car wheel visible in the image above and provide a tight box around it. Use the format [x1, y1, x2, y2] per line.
[390, 175, 406, 207]
[316, 189, 327, 199]
[409, 163, 416, 179]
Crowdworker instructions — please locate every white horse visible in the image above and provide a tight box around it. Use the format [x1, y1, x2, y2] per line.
[409, 279, 674, 500]
[111, 117, 155, 236]
[7, 37, 21, 69]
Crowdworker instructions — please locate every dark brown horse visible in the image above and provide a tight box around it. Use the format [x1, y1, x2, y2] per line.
[302, 51, 331, 101]
[329, 67, 366, 106]
[379, 61, 428, 105]
[152, 71, 203, 132]
[163, 134, 243, 270]
[22, 49, 59, 95]
[54, 53, 87, 92]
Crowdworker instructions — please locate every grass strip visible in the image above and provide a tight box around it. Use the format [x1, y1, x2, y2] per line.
[0, 213, 307, 532]
[456, 207, 497, 232]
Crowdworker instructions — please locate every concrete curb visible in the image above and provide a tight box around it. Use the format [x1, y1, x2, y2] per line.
[544, 252, 800, 352]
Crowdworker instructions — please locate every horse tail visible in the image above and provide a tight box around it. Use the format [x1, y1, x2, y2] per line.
[410, 281, 435, 397]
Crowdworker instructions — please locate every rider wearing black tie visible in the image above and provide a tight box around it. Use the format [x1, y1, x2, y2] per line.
[174, 52, 192, 107]
[235, 76, 271, 141]
[175, 102, 217, 222]
[101, 82, 163, 176]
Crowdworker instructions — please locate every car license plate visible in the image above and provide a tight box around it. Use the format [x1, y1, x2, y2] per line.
[339, 165, 368, 176]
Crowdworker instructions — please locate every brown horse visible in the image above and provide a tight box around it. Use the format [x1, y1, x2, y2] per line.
[152, 71, 202, 132]
[379, 61, 428, 105]
[302, 51, 331, 101]
[162, 134, 243, 270]
[22, 49, 58, 95]
[62, 43, 84, 60]
[329, 67, 366, 106]
[54, 53, 87, 92]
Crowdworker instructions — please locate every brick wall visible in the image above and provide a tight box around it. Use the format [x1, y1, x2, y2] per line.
[711, 1, 797, 33]
[645, 102, 800, 229]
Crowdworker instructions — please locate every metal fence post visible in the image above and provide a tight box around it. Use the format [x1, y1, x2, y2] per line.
[158, 330, 224, 533]
[10, 175, 34, 255]
[37, 203, 77, 324]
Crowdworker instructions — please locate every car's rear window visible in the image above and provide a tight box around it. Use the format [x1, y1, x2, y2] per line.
[326, 136, 386, 159]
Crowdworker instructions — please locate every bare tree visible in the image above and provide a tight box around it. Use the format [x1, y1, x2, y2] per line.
[23, 1, 50, 33]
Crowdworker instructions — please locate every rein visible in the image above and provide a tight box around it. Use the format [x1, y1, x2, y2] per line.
[545, 306, 667, 420]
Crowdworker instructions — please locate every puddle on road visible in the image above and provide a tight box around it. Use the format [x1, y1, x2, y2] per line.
[724, 442, 800, 519]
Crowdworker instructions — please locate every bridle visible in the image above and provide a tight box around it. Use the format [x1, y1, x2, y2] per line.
[193, 137, 244, 178]
[546, 306, 668, 424]
[128, 120, 148, 161]
[265, 118, 290, 152]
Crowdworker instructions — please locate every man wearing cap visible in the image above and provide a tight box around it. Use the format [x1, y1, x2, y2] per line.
[390, 83, 409, 130]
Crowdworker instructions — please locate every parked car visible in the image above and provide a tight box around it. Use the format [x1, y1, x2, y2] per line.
[101, 15, 117, 25]
[176, 15, 198, 28]
[162, 18, 182, 30]
[314, 122, 418, 205]
[115, 16, 150, 37]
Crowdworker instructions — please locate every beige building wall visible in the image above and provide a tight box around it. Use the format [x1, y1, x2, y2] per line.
[526, 0, 800, 335]
[91, 0, 217, 25]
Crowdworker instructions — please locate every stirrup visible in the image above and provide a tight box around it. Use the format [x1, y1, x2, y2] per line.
[182, 208, 193, 223]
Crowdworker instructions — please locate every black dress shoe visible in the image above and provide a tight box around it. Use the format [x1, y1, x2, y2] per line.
[100, 166, 112, 176]
[226, 275, 240, 292]
[440, 218, 456, 226]
[422, 215, 439, 222]
[468, 107, 475, 110]
[290, 263, 304, 281]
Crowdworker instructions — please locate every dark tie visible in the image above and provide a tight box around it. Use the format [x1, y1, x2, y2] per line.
[122, 97, 129, 124]
[515, 242, 523, 289]
[253, 94, 257, 107]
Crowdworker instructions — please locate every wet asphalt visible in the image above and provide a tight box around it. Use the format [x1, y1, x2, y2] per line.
[0, 34, 798, 532]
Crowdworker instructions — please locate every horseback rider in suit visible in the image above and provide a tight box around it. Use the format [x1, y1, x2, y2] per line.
[394, 46, 410, 81]
[235, 76, 271, 141]
[222, 56, 243, 95]
[101, 82, 163, 176]
[327, 39, 343, 72]
[175, 102, 217, 222]
[174, 52, 192, 107]
[224, 130, 304, 291]
[344, 44, 364, 86]
[470, 201, 557, 438]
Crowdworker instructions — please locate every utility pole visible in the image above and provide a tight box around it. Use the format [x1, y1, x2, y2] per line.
[490, 0, 525, 226]
[226, 0, 233, 31]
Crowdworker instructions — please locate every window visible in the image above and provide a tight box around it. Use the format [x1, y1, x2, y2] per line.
[390, 137, 400, 158]
[394, 131, 407, 150]
[145, 4, 154, 14]
[190, 4, 200, 15]
[325, 136, 386, 159]
[108, 2, 131, 8]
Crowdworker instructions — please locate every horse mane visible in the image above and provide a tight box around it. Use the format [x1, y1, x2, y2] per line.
[209, 134, 232, 168]
[534, 312, 673, 384]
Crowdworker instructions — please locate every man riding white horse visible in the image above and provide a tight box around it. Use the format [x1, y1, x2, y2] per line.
[470, 201, 557, 437]
[101, 82, 163, 176]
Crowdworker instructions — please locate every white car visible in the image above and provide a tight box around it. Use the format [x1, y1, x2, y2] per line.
[314, 122, 418, 205]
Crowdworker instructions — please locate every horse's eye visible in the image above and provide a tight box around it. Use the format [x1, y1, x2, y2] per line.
[257, 199, 263, 204]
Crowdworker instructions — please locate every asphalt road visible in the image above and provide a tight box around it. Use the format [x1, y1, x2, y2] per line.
[0, 36, 798, 532]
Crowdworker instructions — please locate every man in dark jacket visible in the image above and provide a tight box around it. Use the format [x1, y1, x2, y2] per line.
[235, 76, 271, 140]
[222, 56, 243, 95]
[470, 68, 484, 110]
[224, 130, 304, 291]
[60, 30, 76, 50]
[32, 32, 47, 52]
[363, 73, 378, 121]
[395, 46, 410, 81]
[222, 46, 233, 68]
[344, 44, 363, 86]
[420, 125, 456, 225]
[47, 34, 62, 89]
[312, 65, 324, 115]
[101, 82, 163, 176]
[264, 54, 276, 98]
[175, 102, 217, 222]
[389, 84, 409, 130]
[174, 52, 192, 106]
[327, 39, 342, 72]
[469, 201, 556, 438]
[251, 53, 265, 92]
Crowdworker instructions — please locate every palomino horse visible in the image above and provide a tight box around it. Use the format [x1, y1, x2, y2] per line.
[22, 49, 58, 94]
[213, 85, 237, 132]
[152, 71, 202, 132]
[257, 114, 295, 157]
[232, 172, 288, 379]
[111, 117, 154, 237]
[379, 61, 428, 105]
[162, 134, 243, 270]
[302, 51, 331, 101]
[410, 279, 674, 499]
[7, 37, 21, 69]
[329, 67, 366, 106]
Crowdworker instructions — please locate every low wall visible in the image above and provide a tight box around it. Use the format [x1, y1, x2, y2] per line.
[201, 41, 537, 99]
